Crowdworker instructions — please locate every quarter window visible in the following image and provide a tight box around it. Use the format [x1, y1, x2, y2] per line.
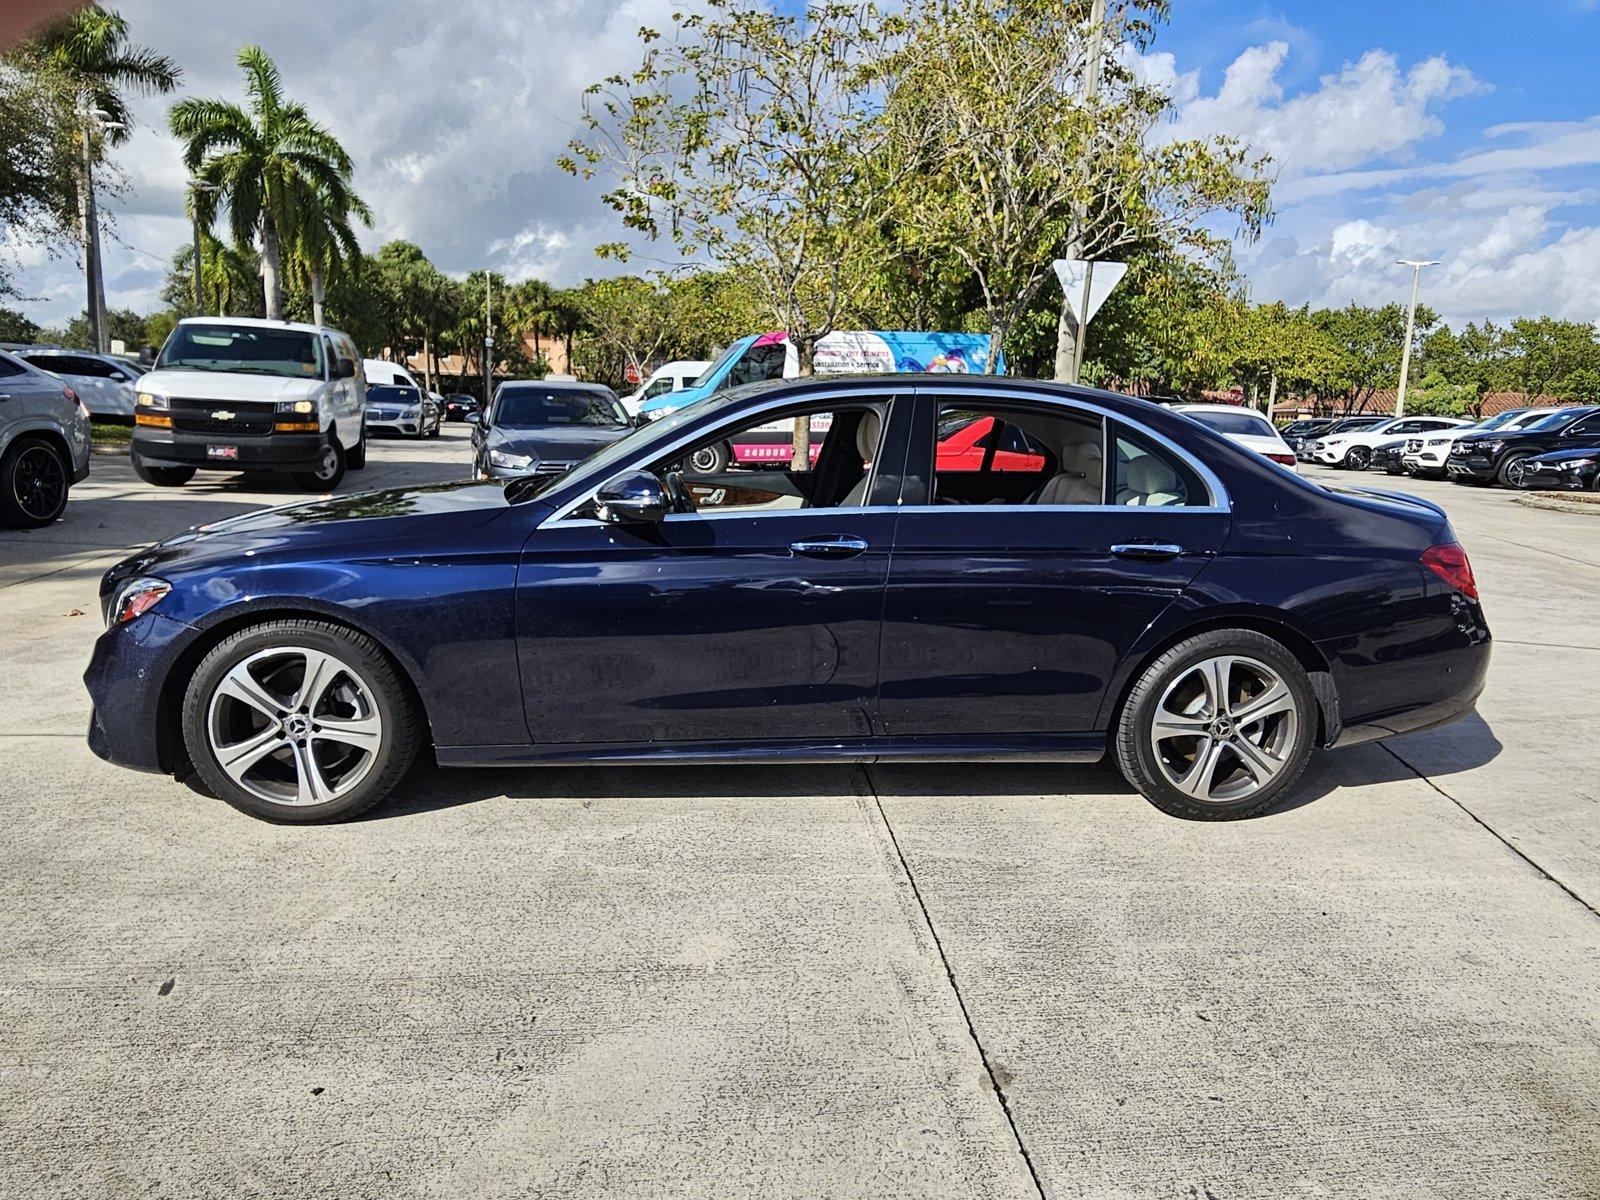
[1112, 425, 1205, 507]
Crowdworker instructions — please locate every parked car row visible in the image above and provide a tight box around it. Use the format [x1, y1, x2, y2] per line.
[1284, 404, 1600, 493]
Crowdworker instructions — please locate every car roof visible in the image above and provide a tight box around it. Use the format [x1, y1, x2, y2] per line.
[500, 379, 615, 392]
[179, 316, 341, 337]
[1172, 403, 1272, 416]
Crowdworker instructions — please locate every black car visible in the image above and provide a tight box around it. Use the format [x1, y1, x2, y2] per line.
[1447, 406, 1600, 486]
[1371, 443, 1408, 475]
[471, 380, 633, 481]
[1278, 418, 1334, 450]
[444, 394, 479, 422]
[1515, 446, 1600, 492]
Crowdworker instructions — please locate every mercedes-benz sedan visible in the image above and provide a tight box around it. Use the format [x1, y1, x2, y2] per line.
[86, 376, 1491, 824]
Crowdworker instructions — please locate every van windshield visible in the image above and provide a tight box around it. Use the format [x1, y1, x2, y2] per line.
[158, 324, 324, 380]
[691, 341, 746, 389]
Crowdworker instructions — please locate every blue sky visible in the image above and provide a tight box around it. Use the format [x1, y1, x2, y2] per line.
[7, 0, 1600, 331]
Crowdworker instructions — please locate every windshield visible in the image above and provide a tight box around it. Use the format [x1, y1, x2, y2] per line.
[1473, 410, 1523, 432]
[157, 324, 324, 379]
[495, 387, 627, 427]
[1523, 408, 1589, 433]
[690, 341, 746, 389]
[1184, 410, 1277, 438]
[1331, 418, 1379, 433]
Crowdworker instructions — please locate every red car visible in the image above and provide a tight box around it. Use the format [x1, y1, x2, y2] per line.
[935, 413, 1047, 471]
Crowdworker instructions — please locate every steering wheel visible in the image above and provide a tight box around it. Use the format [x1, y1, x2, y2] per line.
[664, 469, 693, 514]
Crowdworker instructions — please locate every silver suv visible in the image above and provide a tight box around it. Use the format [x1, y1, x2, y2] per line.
[0, 348, 92, 528]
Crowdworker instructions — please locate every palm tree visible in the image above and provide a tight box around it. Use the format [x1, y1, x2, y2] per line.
[27, 5, 179, 349]
[169, 46, 363, 321]
[287, 179, 372, 328]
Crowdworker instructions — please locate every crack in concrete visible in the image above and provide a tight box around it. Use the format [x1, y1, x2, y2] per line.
[857, 765, 1048, 1200]
[1379, 742, 1600, 920]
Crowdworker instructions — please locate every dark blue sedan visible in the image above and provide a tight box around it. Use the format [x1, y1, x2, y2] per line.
[85, 376, 1491, 824]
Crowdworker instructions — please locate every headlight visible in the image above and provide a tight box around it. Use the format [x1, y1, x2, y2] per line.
[650, 406, 676, 420]
[275, 400, 316, 415]
[1480, 440, 1505, 453]
[402, 406, 420, 417]
[108, 576, 170, 627]
[1559, 457, 1595, 471]
[136, 392, 168, 411]
[489, 449, 533, 470]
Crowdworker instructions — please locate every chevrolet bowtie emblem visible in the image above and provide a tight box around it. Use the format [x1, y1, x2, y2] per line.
[211, 410, 235, 421]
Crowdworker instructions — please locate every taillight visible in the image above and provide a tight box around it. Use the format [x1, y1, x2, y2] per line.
[1266, 452, 1297, 466]
[1422, 542, 1478, 600]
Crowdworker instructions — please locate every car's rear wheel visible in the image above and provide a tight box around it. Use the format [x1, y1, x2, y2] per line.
[0, 437, 71, 528]
[181, 619, 419, 823]
[1115, 629, 1315, 821]
[1498, 451, 1533, 488]
[292, 438, 345, 492]
[1345, 446, 1371, 470]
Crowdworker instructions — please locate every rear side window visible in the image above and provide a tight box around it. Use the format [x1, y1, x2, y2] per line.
[0, 354, 22, 378]
[1112, 424, 1206, 508]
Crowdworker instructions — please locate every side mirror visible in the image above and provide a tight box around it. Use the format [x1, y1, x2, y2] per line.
[596, 470, 667, 524]
[464, 411, 481, 426]
[336, 359, 356, 379]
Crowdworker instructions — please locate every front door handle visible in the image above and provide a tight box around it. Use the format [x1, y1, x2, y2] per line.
[790, 534, 869, 559]
[1111, 542, 1184, 561]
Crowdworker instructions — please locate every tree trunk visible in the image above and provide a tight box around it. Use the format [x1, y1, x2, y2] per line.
[792, 336, 814, 470]
[986, 321, 1006, 375]
[260, 215, 284, 320]
[310, 262, 326, 328]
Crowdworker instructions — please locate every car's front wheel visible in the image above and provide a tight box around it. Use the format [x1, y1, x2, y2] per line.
[1115, 629, 1316, 821]
[1345, 446, 1371, 470]
[181, 619, 419, 823]
[1498, 451, 1533, 488]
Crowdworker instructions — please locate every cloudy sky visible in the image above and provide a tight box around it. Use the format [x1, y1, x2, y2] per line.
[7, 0, 1600, 330]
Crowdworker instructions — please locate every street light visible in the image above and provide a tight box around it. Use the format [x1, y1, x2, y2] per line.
[186, 179, 220, 315]
[1395, 259, 1440, 418]
[77, 107, 125, 353]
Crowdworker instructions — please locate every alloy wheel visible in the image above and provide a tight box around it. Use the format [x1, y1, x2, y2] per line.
[206, 646, 383, 807]
[1504, 456, 1531, 488]
[1148, 654, 1299, 804]
[13, 444, 66, 521]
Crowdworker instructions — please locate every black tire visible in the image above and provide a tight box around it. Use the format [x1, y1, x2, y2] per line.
[1345, 446, 1371, 471]
[1497, 451, 1532, 488]
[131, 452, 196, 487]
[1114, 629, 1316, 822]
[181, 618, 419, 824]
[291, 437, 346, 492]
[347, 426, 367, 470]
[689, 441, 731, 474]
[0, 436, 71, 528]
[427, 416, 441, 438]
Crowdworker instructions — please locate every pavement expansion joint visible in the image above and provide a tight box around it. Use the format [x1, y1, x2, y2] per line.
[856, 764, 1049, 1200]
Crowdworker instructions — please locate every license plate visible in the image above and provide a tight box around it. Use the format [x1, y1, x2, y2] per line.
[207, 445, 238, 460]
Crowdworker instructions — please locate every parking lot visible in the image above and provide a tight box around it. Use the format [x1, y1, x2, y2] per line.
[2, 428, 1597, 1198]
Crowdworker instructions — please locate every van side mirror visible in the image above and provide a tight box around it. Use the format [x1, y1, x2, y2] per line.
[596, 470, 667, 524]
[337, 358, 357, 379]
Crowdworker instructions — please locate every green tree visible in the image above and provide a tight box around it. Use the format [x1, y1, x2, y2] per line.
[882, 0, 1270, 374]
[0, 60, 77, 296]
[0, 305, 42, 343]
[572, 276, 675, 387]
[1309, 303, 1436, 413]
[170, 46, 362, 321]
[1502, 317, 1600, 400]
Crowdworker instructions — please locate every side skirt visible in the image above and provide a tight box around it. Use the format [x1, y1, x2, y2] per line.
[435, 733, 1107, 768]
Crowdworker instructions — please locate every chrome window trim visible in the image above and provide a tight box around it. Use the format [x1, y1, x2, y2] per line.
[538, 382, 1232, 529]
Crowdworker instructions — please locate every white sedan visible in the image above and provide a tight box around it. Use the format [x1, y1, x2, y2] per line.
[1172, 404, 1298, 470]
[1306, 415, 1469, 469]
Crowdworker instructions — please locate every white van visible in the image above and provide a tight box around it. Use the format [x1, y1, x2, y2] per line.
[621, 360, 711, 417]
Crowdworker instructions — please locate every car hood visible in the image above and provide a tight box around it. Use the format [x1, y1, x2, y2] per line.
[138, 368, 325, 404]
[108, 480, 529, 581]
[1528, 446, 1599, 464]
[488, 424, 632, 461]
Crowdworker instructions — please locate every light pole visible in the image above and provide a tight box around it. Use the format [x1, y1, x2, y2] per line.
[1395, 259, 1439, 417]
[483, 272, 495, 411]
[186, 179, 220, 315]
[78, 107, 124, 353]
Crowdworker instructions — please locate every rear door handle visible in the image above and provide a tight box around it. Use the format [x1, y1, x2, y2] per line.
[1111, 542, 1184, 561]
[790, 534, 869, 559]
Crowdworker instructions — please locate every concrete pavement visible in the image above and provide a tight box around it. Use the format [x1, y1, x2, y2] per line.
[0, 435, 1595, 1198]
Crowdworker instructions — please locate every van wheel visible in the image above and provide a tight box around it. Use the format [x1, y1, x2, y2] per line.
[689, 441, 730, 474]
[347, 427, 367, 470]
[1115, 629, 1315, 821]
[0, 437, 71, 528]
[132, 453, 195, 488]
[292, 438, 345, 492]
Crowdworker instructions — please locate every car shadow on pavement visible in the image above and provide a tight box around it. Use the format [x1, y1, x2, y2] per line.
[364, 711, 1502, 823]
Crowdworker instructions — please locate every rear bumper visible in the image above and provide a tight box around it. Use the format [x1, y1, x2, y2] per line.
[132, 429, 327, 472]
[1329, 623, 1492, 748]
